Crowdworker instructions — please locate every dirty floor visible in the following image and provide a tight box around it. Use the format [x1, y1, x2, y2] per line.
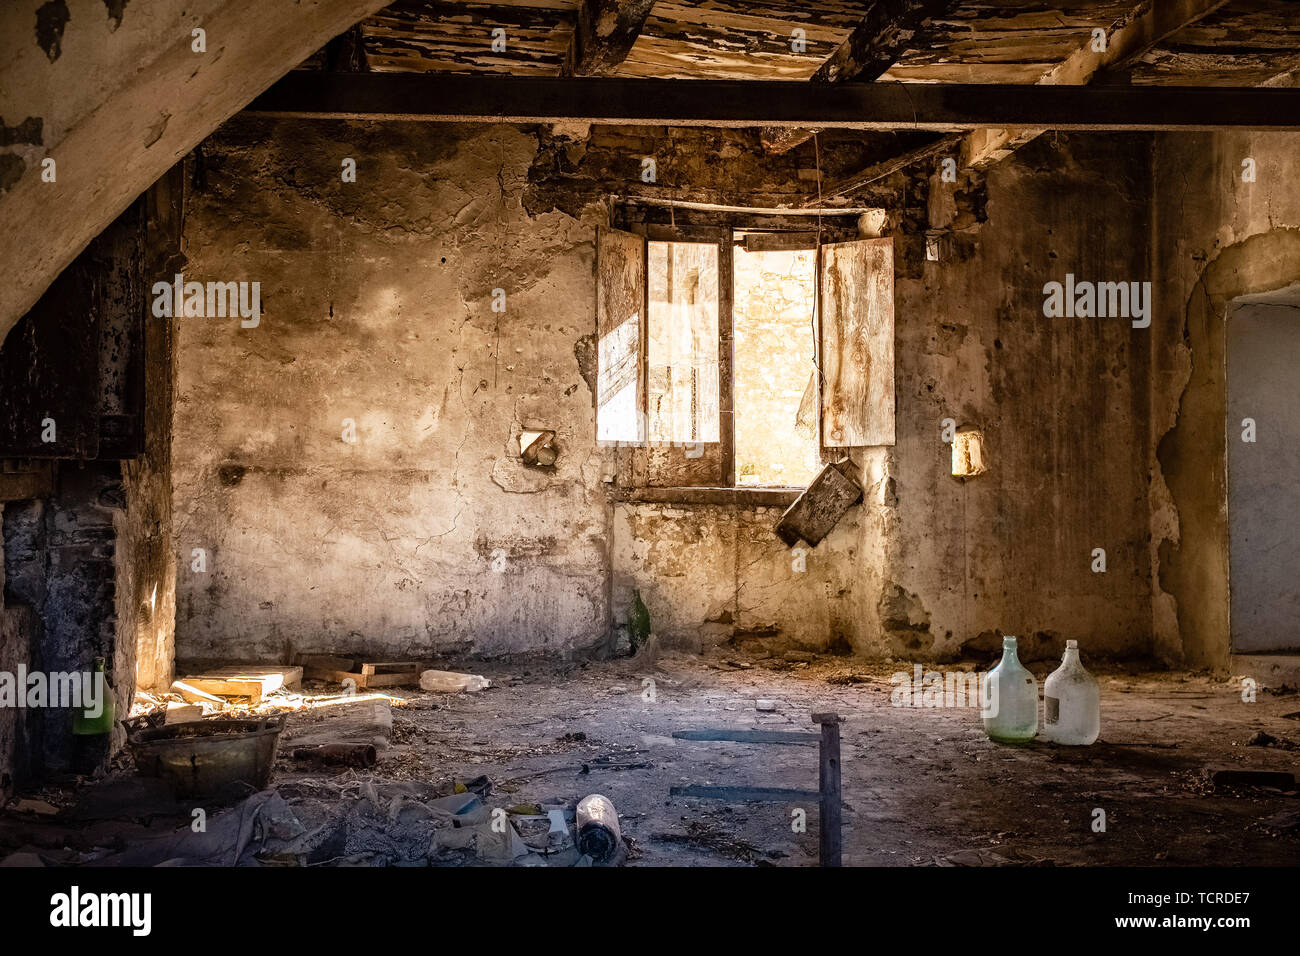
[4, 652, 1300, 866]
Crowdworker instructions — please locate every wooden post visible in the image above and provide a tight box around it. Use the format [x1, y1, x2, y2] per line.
[812, 712, 843, 867]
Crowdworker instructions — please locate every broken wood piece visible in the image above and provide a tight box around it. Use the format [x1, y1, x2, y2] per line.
[815, 712, 843, 867]
[670, 712, 843, 866]
[360, 662, 421, 687]
[177, 666, 303, 704]
[284, 698, 393, 751]
[774, 461, 863, 547]
[292, 743, 378, 768]
[169, 680, 228, 706]
[300, 655, 421, 689]
[163, 703, 203, 725]
[299, 654, 355, 678]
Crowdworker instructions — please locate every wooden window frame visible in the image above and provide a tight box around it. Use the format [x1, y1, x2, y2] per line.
[607, 224, 892, 502]
[636, 223, 735, 489]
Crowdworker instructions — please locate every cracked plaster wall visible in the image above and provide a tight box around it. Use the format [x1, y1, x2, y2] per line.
[175, 119, 611, 662]
[1149, 131, 1300, 669]
[175, 121, 1169, 665]
[872, 133, 1155, 662]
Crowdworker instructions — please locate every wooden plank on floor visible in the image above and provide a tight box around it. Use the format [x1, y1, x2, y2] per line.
[179, 665, 303, 703]
[284, 697, 394, 751]
[301, 656, 421, 688]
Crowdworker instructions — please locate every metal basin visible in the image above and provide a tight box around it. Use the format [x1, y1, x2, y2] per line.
[125, 715, 287, 798]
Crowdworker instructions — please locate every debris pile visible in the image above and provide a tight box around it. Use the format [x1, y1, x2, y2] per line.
[0, 776, 624, 868]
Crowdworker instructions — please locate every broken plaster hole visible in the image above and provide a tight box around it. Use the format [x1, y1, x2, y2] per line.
[520, 428, 558, 467]
[951, 426, 987, 477]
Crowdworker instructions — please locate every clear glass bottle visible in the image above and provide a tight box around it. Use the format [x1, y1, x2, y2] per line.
[982, 636, 1039, 743]
[1043, 640, 1100, 745]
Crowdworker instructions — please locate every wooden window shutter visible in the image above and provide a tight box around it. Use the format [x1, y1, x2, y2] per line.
[818, 237, 895, 448]
[596, 227, 646, 444]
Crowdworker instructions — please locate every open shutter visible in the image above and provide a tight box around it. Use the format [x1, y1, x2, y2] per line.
[596, 227, 645, 444]
[819, 237, 895, 448]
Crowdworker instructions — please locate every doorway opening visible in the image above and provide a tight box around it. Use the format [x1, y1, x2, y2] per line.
[1226, 283, 1300, 653]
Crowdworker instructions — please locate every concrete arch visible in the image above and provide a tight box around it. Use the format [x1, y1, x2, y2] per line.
[0, 0, 387, 341]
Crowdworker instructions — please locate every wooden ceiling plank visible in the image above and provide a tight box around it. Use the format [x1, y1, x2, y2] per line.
[962, 0, 1230, 170]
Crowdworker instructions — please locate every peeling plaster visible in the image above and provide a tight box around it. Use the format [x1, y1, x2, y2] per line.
[35, 0, 69, 62]
[102, 0, 129, 30]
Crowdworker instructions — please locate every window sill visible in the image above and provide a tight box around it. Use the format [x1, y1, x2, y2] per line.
[612, 486, 802, 507]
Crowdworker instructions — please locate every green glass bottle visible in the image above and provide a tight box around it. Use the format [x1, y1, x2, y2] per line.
[72, 657, 115, 736]
[981, 636, 1039, 743]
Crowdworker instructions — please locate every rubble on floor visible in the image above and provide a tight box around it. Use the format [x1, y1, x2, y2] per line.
[0, 660, 620, 867]
[0, 768, 625, 867]
[3, 652, 1298, 867]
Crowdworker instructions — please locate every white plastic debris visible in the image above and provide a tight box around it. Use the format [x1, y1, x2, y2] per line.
[419, 669, 492, 693]
[575, 794, 621, 862]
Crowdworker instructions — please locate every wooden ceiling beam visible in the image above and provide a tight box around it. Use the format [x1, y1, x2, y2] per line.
[962, 0, 1230, 170]
[761, 0, 961, 155]
[806, 133, 963, 206]
[325, 23, 369, 72]
[562, 0, 657, 77]
[245, 73, 1300, 132]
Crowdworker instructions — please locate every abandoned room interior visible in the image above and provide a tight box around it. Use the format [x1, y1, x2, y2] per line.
[1, 0, 1299, 887]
